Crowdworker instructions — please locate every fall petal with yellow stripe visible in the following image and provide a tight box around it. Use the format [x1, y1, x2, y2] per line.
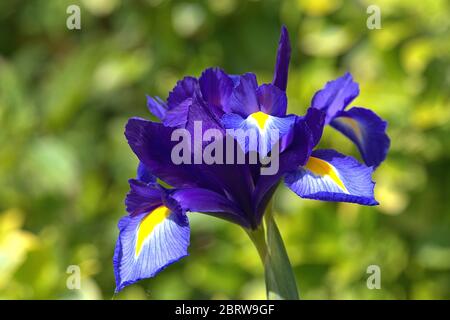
[284, 149, 378, 206]
[114, 205, 190, 292]
[114, 167, 253, 292]
[113, 178, 191, 292]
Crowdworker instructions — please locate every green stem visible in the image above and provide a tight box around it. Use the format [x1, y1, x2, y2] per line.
[246, 202, 299, 300]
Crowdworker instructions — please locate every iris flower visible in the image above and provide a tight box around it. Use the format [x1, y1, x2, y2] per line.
[114, 26, 390, 298]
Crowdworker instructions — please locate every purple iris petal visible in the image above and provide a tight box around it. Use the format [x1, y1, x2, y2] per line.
[228, 74, 241, 86]
[272, 25, 291, 91]
[199, 67, 234, 118]
[331, 107, 389, 169]
[221, 113, 244, 130]
[253, 118, 315, 223]
[303, 107, 326, 148]
[126, 118, 255, 225]
[200, 143, 255, 224]
[165, 88, 224, 141]
[125, 179, 163, 216]
[257, 84, 288, 117]
[221, 112, 296, 156]
[113, 209, 190, 292]
[163, 76, 207, 128]
[311, 72, 359, 124]
[146, 95, 167, 121]
[163, 97, 191, 128]
[137, 161, 156, 184]
[225, 73, 259, 117]
[284, 149, 378, 206]
[182, 91, 224, 135]
[126, 118, 213, 190]
[167, 76, 199, 108]
[170, 188, 250, 228]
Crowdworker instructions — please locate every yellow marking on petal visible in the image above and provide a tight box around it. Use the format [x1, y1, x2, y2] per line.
[336, 117, 363, 141]
[305, 157, 348, 193]
[249, 111, 270, 129]
[135, 206, 171, 257]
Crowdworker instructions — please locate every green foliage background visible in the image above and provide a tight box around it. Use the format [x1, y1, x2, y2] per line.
[0, 0, 449, 299]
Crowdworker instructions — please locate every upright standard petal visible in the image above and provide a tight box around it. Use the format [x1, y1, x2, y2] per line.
[225, 73, 259, 117]
[311, 73, 359, 124]
[113, 206, 190, 292]
[272, 25, 291, 91]
[163, 98, 191, 128]
[146, 95, 167, 121]
[167, 76, 199, 108]
[183, 91, 224, 135]
[285, 149, 378, 206]
[199, 67, 234, 117]
[257, 84, 288, 117]
[165, 88, 224, 138]
[163, 76, 201, 128]
[331, 107, 390, 168]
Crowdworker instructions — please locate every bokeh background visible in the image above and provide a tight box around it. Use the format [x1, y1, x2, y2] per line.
[0, 0, 449, 299]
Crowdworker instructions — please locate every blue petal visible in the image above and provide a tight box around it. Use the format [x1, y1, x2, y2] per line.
[221, 112, 296, 156]
[331, 107, 390, 168]
[163, 76, 201, 128]
[272, 25, 291, 91]
[253, 117, 315, 224]
[229, 74, 241, 86]
[303, 107, 326, 148]
[125, 118, 211, 190]
[114, 207, 190, 292]
[199, 67, 234, 118]
[164, 90, 224, 137]
[224, 73, 259, 117]
[170, 188, 250, 228]
[221, 112, 244, 128]
[126, 118, 255, 221]
[146, 95, 167, 121]
[257, 84, 287, 117]
[166, 76, 199, 109]
[125, 179, 163, 216]
[284, 149, 378, 206]
[137, 162, 156, 184]
[311, 73, 359, 124]
[163, 98, 191, 127]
